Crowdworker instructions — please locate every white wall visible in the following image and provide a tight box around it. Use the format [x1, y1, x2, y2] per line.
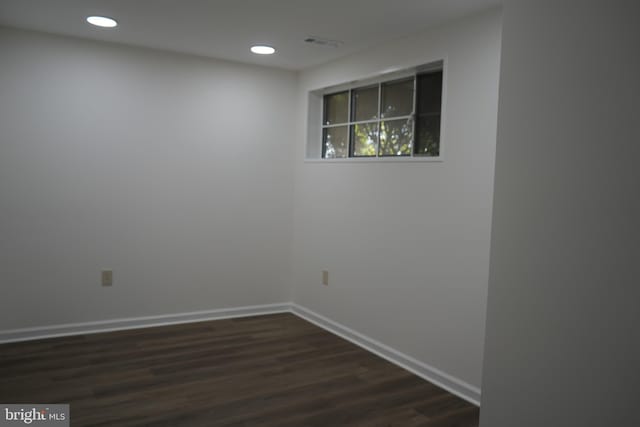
[480, 1, 640, 426]
[0, 27, 296, 330]
[291, 9, 502, 396]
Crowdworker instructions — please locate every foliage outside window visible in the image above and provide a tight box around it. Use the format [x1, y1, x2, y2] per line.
[322, 70, 443, 159]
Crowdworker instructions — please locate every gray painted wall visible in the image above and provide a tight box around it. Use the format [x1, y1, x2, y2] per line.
[0, 27, 296, 330]
[292, 10, 502, 392]
[480, 1, 640, 425]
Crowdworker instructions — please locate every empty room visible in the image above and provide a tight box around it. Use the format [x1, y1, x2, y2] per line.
[0, 1, 637, 426]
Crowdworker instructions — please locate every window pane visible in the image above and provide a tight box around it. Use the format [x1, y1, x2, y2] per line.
[415, 70, 443, 156]
[323, 91, 348, 125]
[414, 115, 440, 156]
[351, 85, 378, 122]
[381, 78, 413, 118]
[322, 126, 348, 158]
[350, 122, 378, 157]
[379, 118, 413, 156]
[417, 70, 443, 114]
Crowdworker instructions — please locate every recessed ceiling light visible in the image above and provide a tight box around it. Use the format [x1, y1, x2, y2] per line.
[250, 45, 276, 55]
[86, 16, 118, 28]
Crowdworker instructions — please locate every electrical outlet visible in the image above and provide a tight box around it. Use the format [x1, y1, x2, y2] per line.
[101, 269, 113, 286]
[322, 270, 329, 286]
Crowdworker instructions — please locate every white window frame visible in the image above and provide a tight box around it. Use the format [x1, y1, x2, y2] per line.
[305, 59, 446, 163]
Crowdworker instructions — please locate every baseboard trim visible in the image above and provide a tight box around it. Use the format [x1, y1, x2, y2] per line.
[290, 303, 481, 406]
[0, 303, 290, 344]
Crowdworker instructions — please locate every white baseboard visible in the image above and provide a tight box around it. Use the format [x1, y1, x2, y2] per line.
[0, 303, 290, 344]
[0, 301, 481, 406]
[290, 303, 481, 406]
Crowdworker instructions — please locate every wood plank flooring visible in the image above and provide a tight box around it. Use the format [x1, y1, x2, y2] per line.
[0, 313, 479, 426]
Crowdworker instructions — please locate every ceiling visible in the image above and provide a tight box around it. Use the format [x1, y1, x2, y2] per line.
[0, 0, 501, 70]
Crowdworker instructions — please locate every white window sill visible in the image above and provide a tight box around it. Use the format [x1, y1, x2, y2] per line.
[304, 157, 444, 164]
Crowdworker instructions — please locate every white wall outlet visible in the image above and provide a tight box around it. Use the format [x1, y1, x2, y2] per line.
[322, 270, 329, 286]
[101, 269, 113, 286]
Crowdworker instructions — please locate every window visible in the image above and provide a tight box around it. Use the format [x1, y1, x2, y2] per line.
[321, 67, 443, 159]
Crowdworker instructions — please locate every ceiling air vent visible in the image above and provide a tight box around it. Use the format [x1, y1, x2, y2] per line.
[304, 36, 343, 48]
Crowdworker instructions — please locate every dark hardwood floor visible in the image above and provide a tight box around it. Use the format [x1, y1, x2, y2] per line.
[0, 313, 479, 426]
